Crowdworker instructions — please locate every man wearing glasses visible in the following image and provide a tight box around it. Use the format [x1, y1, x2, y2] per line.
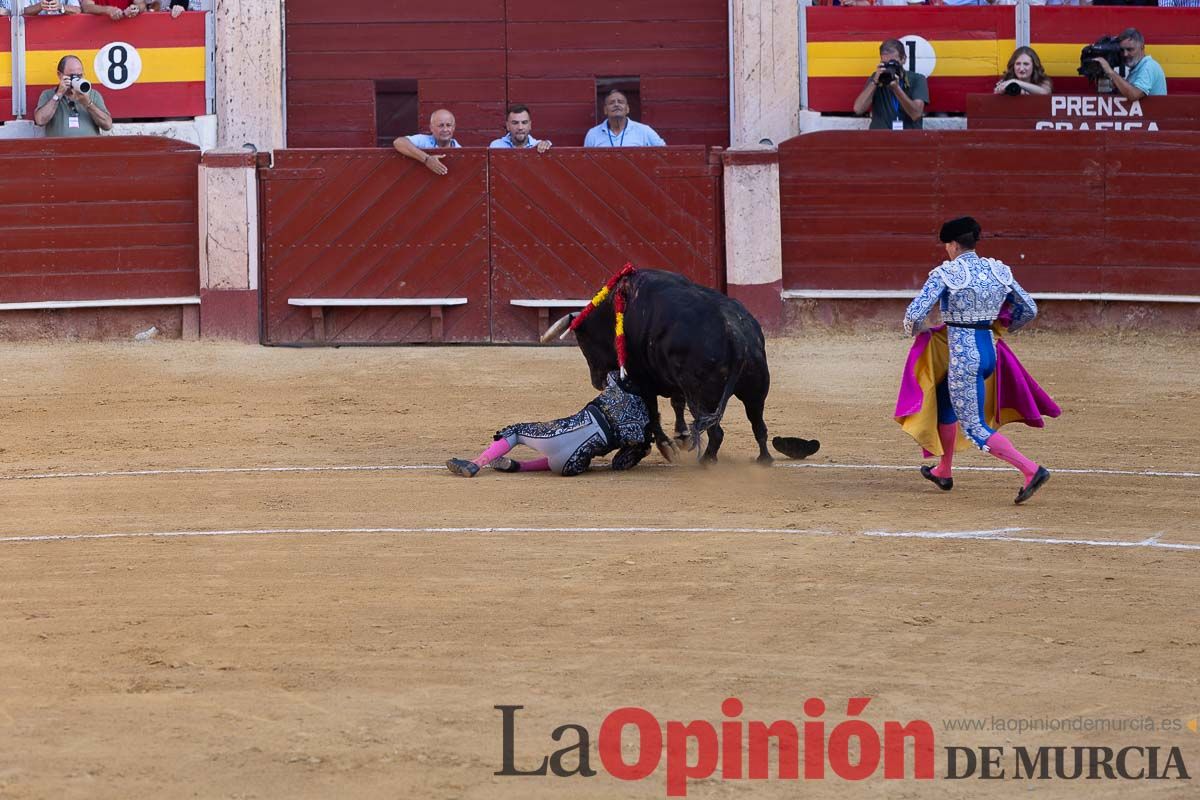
[33, 55, 113, 137]
[1093, 28, 1168, 102]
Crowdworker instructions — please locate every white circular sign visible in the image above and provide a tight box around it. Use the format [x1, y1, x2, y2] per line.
[94, 42, 143, 90]
[900, 35, 937, 77]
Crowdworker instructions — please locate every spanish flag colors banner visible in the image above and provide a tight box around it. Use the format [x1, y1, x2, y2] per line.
[1, 37, 11, 122]
[806, 7, 1200, 114]
[21, 13, 206, 120]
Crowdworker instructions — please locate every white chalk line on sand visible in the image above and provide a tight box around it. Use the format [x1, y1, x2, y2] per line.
[1, 525, 1197, 552]
[2, 462, 1198, 482]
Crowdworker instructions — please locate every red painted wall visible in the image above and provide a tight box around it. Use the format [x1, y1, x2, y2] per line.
[779, 131, 1200, 296]
[284, 0, 729, 149]
[0, 137, 200, 302]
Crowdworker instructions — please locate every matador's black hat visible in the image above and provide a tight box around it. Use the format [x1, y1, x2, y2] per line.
[939, 216, 981, 243]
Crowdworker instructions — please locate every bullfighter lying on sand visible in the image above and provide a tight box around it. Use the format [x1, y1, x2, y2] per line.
[446, 371, 651, 477]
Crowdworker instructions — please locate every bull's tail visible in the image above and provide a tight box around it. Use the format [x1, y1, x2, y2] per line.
[690, 362, 742, 442]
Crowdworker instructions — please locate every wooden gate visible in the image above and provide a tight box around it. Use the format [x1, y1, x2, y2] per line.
[489, 147, 722, 342]
[259, 147, 723, 345]
[260, 149, 490, 344]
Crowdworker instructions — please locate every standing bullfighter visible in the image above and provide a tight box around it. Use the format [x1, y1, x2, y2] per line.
[899, 217, 1056, 504]
[446, 371, 651, 477]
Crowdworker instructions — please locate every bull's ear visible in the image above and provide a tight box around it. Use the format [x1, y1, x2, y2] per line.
[540, 312, 574, 343]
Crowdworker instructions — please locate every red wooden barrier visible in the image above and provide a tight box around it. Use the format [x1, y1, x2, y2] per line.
[23, 12, 207, 120]
[489, 147, 722, 342]
[259, 147, 724, 345]
[779, 130, 1200, 296]
[0, 136, 200, 301]
[259, 149, 491, 345]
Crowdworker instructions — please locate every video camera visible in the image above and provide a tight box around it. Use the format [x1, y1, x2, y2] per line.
[877, 59, 904, 87]
[1078, 36, 1122, 82]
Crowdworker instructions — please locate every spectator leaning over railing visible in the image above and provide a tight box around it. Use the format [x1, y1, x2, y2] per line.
[853, 39, 928, 130]
[148, 0, 197, 17]
[34, 54, 113, 136]
[490, 104, 553, 152]
[3, 0, 82, 14]
[583, 90, 666, 147]
[392, 109, 461, 176]
[1094, 28, 1167, 100]
[81, 0, 145, 20]
[995, 46, 1053, 95]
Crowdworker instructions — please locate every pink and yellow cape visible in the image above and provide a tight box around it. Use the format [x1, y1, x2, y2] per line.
[893, 323, 1061, 456]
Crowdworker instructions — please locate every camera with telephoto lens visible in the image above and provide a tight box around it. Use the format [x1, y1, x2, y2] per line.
[877, 59, 904, 87]
[1078, 36, 1122, 81]
[1003, 81, 1023, 96]
[69, 76, 91, 94]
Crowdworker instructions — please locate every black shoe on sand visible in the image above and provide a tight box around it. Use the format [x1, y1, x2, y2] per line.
[491, 457, 520, 473]
[920, 465, 953, 491]
[771, 436, 821, 460]
[446, 458, 480, 477]
[1014, 466, 1050, 505]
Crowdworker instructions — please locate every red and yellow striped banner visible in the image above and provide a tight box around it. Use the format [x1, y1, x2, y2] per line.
[23, 12, 206, 119]
[807, 7, 1200, 114]
[1, 37, 11, 122]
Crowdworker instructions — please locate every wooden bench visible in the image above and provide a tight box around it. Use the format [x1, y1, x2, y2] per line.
[0, 296, 202, 339]
[288, 297, 468, 342]
[510, 298, 589, 336]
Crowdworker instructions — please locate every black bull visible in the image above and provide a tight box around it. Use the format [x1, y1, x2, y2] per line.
[543, 269, 819, 464]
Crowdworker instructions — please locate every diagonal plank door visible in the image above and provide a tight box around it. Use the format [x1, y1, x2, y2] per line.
[260, 149, 490, 344]
[488, 147, 722, 342]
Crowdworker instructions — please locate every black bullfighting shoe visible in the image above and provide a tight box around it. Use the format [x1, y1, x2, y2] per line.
[491, 457, 521, 473]
[920, 465, 954, 491]
[1014, 466, 1050, 505]
[446, 458, 480, 478]
[771, 436, 821, 459]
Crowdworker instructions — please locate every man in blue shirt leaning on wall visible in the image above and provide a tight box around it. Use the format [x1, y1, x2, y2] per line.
[490, 104, 553, 152]
[583, 90, 666, 147]
[393, 108, 461, 176]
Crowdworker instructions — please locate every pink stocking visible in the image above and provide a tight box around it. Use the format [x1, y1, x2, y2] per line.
[473, 438, 512, 467]
[985, 432, 1038, 483]
[932, 423, 958, 479]
[518, 457, 550, 472]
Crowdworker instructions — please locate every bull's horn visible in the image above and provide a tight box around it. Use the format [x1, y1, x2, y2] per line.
[540, 313, 574, 343]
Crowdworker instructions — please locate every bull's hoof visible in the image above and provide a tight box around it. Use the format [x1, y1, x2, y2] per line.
[755, 453, 774, 466]
[772, 436, 821, 460]
[656, 439, 680, 463]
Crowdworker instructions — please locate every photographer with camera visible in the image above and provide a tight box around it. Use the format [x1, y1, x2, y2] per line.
[1093, 28, 1167, 101]
[995, 47, 1053, 97]
[34, 55, 113, 137]
[853, 39, 928, 131]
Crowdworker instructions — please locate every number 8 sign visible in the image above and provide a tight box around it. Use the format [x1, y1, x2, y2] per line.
[94, 42, 143, 90]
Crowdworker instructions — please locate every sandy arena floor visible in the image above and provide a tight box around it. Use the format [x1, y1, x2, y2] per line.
[0, 332, 1197, 799]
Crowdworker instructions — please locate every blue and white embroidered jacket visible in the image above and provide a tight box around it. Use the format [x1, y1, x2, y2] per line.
[904, 251, 1037, 336]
